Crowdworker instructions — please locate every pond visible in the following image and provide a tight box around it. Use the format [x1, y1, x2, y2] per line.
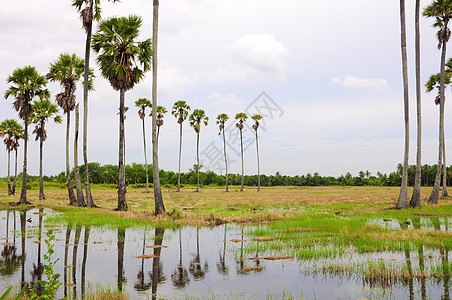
[0, 208, 451, 299]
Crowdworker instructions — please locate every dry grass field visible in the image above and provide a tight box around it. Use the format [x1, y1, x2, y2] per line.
[2, 184, 451, 226]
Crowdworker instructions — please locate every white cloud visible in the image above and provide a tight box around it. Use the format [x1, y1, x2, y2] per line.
[209, 92, 243, 107]
[229, 34, 289, 79]
[158, 62, 194, 99]
[331, 76, 389, 89]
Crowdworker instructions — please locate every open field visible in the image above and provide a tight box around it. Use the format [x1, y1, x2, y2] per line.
[1, 184, 452, 226]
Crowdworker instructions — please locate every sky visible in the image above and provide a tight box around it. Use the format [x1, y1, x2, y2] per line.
[0, 0, 449, 178]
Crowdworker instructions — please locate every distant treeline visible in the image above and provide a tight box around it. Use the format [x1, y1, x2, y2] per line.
[2, 162, 452, 188]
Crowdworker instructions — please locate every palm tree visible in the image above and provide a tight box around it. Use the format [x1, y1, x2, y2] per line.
[47, 53, 92, 206]
[5, 66, 49, 205]
[235, 112, 248, 192]
[152, 0, 165, 215]
[11, 126, 24, 195]
[30, 100, 62, 200]
[156, 106, 167, 140]
[189, 109, 209, 192]
[72, 0, 119, 207]
[216, 114, 229, 192]
[251, 114, 263, 191]
[172, 101, 191, 192]
[425, 71, 452, 197]
[92, 15, 152, 211]
[397, 0, 410, 209]
[424, 0, 452, 204]
[0, 119, 23, 195]
[74, 103, 86, 206]
[411, 0, 423, 208]
[135, 98, 152, 193]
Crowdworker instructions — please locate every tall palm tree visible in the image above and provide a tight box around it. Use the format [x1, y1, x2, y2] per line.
[172, 101, 191, 192]
[30, 100, 62, 200]
[397, 0, 410, 209]
[152, 0, 166, 215]
[189, 109, 209, 192]
[251, 114, 263, 192]
[235, 112, 248, 192]
[425, 71, 452, 197]
[424, 0, 452, 204]
[410, 0, 423, 208]
[5, 66, 49, 205]
[0, 119, 23, 195]
[74, 104, 86, 206]
[216, 114, 229, 192]
[47, 53, 92, 206]
[11, 126, 24, 195]
[92, 15, 152, 211]
[135, 98, 152, 193]
[72, 0, 119, 207]
[156, 106, 167, 140]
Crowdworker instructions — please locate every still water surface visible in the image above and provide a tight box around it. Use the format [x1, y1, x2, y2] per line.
[0, 209, 451, 299]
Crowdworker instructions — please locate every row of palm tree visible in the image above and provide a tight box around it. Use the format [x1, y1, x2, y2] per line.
[398, 0, 452, 209]
[0, 119, 23, 196]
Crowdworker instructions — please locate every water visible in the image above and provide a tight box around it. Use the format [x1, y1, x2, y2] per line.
[0, 209, 451, 299]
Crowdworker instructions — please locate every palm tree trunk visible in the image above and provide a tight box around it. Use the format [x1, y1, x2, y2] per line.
[429, 21, 448, 205]
[255, 130, 261, 191]
[12, 148, 18, 195]
[117, 88, 127, 211]
[142, 117, 149, 193]
[19, 115, 30, 205]
[240, 128, 244, 192]
[74, 104, 86, 206]
[66, 112, 77, 205]
[39, 133, 45, 200]
[222, 129, 228, 192]
[83, 15, 95, 208]
[7, 150, 12, 195]
[442, 132, 448, 196]
[196, 132, 200, 192]
[177, 122, 182, 192]
[152, 0, 165, 215]
[397, 0, 409, 209]
[410, 0, 422, 208]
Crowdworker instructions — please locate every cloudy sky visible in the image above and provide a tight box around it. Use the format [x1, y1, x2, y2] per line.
[0, 0, 448, 178]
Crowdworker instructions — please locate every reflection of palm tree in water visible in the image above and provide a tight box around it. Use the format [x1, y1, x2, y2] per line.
[412, 218, 426, 300]
[20, 209, 27, 287]
[81, 226, 90, 300]
[135, 231, 151, 291]
[189, 227, 208, 280]
[63, 225, 72, 298]
[432, 217, 450, 300]
[171, 228, 190, 288]
[0, 210, 22, 276]
[72, 225, 82, 297]
[216, 225, 228, 275]
[151, 227, 166, 300]
[117, 227, 127, 292]
[31, 208, 44, 296]
[400, 220, 414, 300]
[236, 227, 246, 275]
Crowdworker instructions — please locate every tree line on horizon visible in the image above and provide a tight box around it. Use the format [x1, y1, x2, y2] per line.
[2, 162, 451, 189]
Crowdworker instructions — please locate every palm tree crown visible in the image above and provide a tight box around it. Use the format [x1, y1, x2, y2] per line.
[235, 112, 248, 129]
[216, 113, 229, 135]
[92, 15, 152, 91]
[47, 53, 93, 113]
[172, 101, 191, 124]
[5, 66, 49, 119]
[30, 100, 62, 142]
[0, 119, 23, 152]
[135, 98, 152, 120]
[424, 0, 452, 49]
[189, 109, 209, 132]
